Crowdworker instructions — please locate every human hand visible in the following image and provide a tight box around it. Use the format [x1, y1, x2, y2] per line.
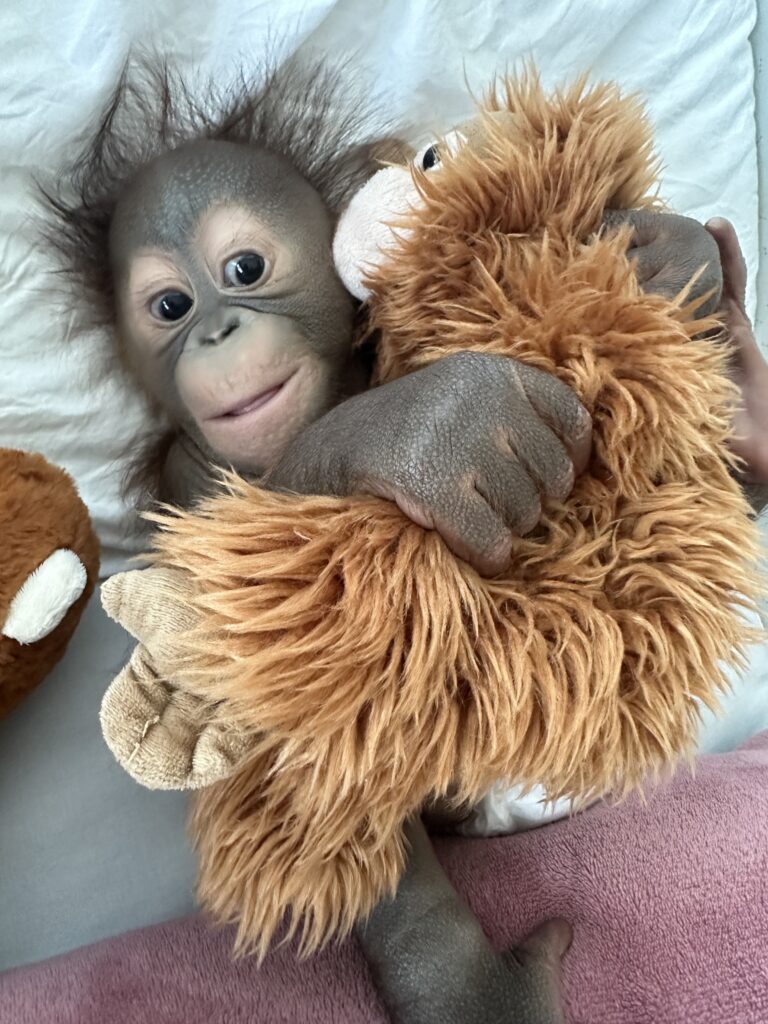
[705, 217, 768, 483]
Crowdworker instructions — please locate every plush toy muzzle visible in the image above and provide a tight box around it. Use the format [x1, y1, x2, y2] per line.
[333, 112, 520, 301]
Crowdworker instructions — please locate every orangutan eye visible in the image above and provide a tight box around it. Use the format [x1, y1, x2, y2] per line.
[420, 145, 440, 171]
[224, 252, 267, 287]
[150, 291, 193, 322]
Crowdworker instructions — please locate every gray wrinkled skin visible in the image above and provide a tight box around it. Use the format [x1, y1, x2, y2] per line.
[110, 140, 354, 368]
[267, 350, 592, 576]
[606, 208, 724, 315]
[109, 139, 359, 470]
[357, 818, 570, 1024]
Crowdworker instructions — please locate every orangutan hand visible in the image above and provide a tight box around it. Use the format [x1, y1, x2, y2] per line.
[603, 208, 723, 315]
[267, 351, 592, 577]
[704, 217, 768, 484]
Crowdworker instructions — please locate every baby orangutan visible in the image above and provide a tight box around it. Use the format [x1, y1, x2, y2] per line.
[46, 60, 742, 1024]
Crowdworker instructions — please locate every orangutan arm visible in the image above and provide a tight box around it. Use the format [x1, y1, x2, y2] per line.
[158, 434, 224, 508]
[267, 351, 591, 576]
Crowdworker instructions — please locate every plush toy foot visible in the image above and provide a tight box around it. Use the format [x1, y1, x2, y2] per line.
[99, 568, 252, 789]
[100, 645, 251, 789]
[1, 549, 87, 644]
[358, 818, 570, 1024]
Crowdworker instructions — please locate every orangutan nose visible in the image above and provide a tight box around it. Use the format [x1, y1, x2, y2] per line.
[201, 316, 240, 346]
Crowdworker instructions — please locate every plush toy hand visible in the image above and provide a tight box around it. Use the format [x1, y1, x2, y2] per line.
[604, 209, 723, 315]
[267, 351, 592, 577]
[704, 217, 768, 484]
[100, 568, 251, 790]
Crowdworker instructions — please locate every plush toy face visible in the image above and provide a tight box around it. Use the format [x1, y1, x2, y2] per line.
[333, 87, 657, 329]
[333, 113, 519, 301]
[0, 449, 99, 717]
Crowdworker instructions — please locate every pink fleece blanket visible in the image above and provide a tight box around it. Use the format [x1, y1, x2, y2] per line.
[2, 733, 767, 1024]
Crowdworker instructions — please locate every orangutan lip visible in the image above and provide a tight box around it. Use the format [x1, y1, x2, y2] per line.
[213, 372, 296, 420]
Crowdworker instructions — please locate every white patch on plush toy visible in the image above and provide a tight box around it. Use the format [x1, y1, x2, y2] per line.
[2, 549, 87, 645]
[459, 782, 576, 836]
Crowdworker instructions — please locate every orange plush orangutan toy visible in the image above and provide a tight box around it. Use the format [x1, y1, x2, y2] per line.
[1, 448, 99, 717]
[99, 73, 761, 957]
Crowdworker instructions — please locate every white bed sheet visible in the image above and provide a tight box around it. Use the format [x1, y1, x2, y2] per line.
[0, 0, 764, 972]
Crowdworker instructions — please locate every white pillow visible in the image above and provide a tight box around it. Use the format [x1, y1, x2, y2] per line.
[0, 0, 758, 576]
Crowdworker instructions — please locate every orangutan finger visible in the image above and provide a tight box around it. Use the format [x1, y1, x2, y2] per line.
[516, 363, 593, 477]
[474, 456, 543, 534]
[432, 487, 513, 577]
[502, 419, 575, 506]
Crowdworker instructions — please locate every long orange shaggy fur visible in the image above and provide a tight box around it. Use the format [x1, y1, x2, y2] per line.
[148, 74, 762, 957]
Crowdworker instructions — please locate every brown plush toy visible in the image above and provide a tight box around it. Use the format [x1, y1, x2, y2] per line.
[100, 73, 762, 958]
[1, 448, 99, 717]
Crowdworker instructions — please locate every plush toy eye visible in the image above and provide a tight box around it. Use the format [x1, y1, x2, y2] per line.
[416, 132, 463, 173]
[150, 291, 193, 322]
[224, 252, 266, 287]
[420, 144, 440, 171]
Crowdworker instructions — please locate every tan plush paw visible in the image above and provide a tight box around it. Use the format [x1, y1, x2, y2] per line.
[101, 567, 199, 657]
[100, 566, 253, 790]
[100, 644, 251, 790]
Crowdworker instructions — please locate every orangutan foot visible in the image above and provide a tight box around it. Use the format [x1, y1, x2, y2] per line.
[356, 817, 571, 1024]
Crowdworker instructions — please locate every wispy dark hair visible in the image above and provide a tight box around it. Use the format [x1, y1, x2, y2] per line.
[39, 54, 400, 334]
